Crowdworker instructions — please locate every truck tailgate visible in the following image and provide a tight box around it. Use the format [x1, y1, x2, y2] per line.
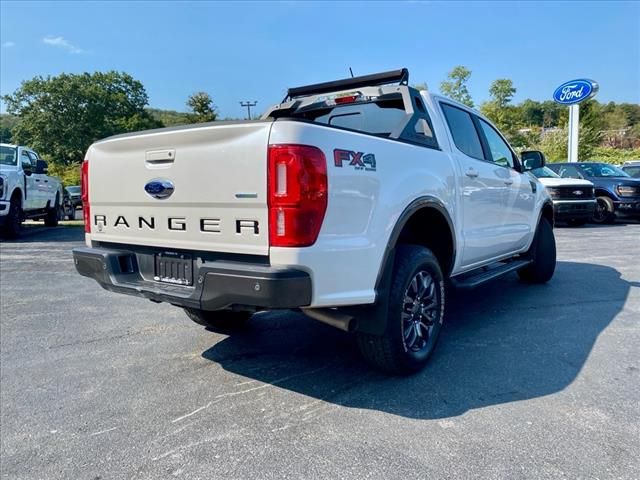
[87, 121, 272, 255]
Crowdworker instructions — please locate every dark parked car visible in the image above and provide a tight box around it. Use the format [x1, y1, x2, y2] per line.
[547, 162, 640, 223]
[65, 185, 82, 209]
[60, 189, 75, 221]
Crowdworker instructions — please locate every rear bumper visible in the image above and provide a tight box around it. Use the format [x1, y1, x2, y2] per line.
[552, 199, 596, 221]
[72, 246, 312, 311]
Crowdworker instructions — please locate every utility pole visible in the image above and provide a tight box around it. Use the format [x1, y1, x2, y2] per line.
[239, 101, 258, 120]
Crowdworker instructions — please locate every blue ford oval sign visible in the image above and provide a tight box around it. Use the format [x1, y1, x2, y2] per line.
[144, 179, 175, 199]
[553, 79, 598, 105]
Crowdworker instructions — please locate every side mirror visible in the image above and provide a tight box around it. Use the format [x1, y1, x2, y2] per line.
[35, 159, 48, 175]
[521, 151, 546, 171]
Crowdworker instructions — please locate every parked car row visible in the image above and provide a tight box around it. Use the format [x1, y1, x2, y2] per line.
[0, 142, 82, 237]
[2, 139, 637, 239]
[546, 162, 640, 224]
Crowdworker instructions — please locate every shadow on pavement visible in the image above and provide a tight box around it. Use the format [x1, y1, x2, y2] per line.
[0, 225, 84, 243]
[202, 261, 636, 419]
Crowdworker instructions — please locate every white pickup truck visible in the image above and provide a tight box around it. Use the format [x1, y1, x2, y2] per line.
[1, 143, 63, 237]
[73, 69, 556, 374]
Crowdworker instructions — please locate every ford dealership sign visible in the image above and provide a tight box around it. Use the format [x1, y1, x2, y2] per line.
[553, 79, 598, 105]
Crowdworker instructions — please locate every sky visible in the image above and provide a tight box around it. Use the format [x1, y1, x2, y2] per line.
[1, 1, 639, 118]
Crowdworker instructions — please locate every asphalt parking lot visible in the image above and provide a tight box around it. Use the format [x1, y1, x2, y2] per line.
[1, 222, 639, 479]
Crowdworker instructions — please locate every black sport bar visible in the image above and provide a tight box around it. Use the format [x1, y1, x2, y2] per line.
[286, 68, 409, 100]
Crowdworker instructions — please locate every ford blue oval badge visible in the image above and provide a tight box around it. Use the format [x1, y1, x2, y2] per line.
[144, 179, 175, 199]
[553, 79, 598, 105]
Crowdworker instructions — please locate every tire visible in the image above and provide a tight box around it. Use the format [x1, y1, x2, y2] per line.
[44, 195, 59, 227]
[2, 195, 23, 238]
[593, 196, 615, 224]
[566, 219, 587, 227]
[356, 245, 445, 375]
[183, 308, 252, 333]
[518, 217, 556, 283]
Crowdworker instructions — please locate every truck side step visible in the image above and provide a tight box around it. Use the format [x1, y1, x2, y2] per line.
[450, 259, 532, 290]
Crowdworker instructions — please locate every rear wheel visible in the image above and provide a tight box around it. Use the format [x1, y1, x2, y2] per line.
[44, 195, 59, 227]
[518, 217, 556, 283]
[2, 195, 23, 238]
[356, 245, 445, 375]
[184, 308, 252, 333]
[593, 196, 615, 224]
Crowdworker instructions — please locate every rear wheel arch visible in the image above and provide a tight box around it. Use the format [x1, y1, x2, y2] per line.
[378, 197, 456, 285]
[348, 197, 455, 336]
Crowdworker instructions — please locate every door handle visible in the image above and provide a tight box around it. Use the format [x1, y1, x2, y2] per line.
[465, 168, 479, 179]
[504, 179, 514, 186]
[44, 179, 48, 183]
[35, 179, 40, 182]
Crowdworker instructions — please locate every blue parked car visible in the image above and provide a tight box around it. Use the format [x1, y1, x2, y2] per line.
[547, 162, 640, 223]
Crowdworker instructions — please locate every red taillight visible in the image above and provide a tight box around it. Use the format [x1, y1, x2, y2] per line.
[268, 145, 327, 247]
[81, 160, 90, 233]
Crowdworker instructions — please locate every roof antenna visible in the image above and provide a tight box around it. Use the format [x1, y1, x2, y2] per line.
[349, 67, 354, 78]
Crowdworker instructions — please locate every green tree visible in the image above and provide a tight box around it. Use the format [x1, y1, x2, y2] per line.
[531, 125, 602, 161]
[481, 79, 518, 136]
[2, 71, 162, 164]
[440, 66, 474, 107]
[488, 79, 516, 108]
[0, 113, 18, 143]
[518, 99, 544, 127]
[186, 92, 217, 123]
[47, 161, 82, 187]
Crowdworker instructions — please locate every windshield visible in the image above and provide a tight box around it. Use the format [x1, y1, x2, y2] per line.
[0, 146, 17, 166]
[66, 186, 81, 193]
[530, 166, 560, 178]
[623, 166, 640, 178]
[581, 163, 630, 178]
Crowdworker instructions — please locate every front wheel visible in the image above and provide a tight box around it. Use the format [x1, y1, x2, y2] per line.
[356, 245, 445, 375]
[518, 217, 556, 283]
[2, 196, 23, 238]
[183, 308, 252, 333]
[593, 196, 615, 224]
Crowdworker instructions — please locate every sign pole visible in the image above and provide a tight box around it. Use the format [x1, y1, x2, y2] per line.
[553, 79, 597, 162]
[568, 104, 580, 163]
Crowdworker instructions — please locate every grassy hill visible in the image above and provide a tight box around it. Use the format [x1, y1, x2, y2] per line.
[146, 108, 191, 127]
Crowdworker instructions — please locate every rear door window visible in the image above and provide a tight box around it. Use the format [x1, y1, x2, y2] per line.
[440, 103, 484, 160]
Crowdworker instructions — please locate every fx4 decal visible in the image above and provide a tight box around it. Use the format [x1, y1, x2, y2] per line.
[333, 149, 376, 172]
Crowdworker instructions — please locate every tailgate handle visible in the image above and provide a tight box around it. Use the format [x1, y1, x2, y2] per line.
[145, 149, 175, 167]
